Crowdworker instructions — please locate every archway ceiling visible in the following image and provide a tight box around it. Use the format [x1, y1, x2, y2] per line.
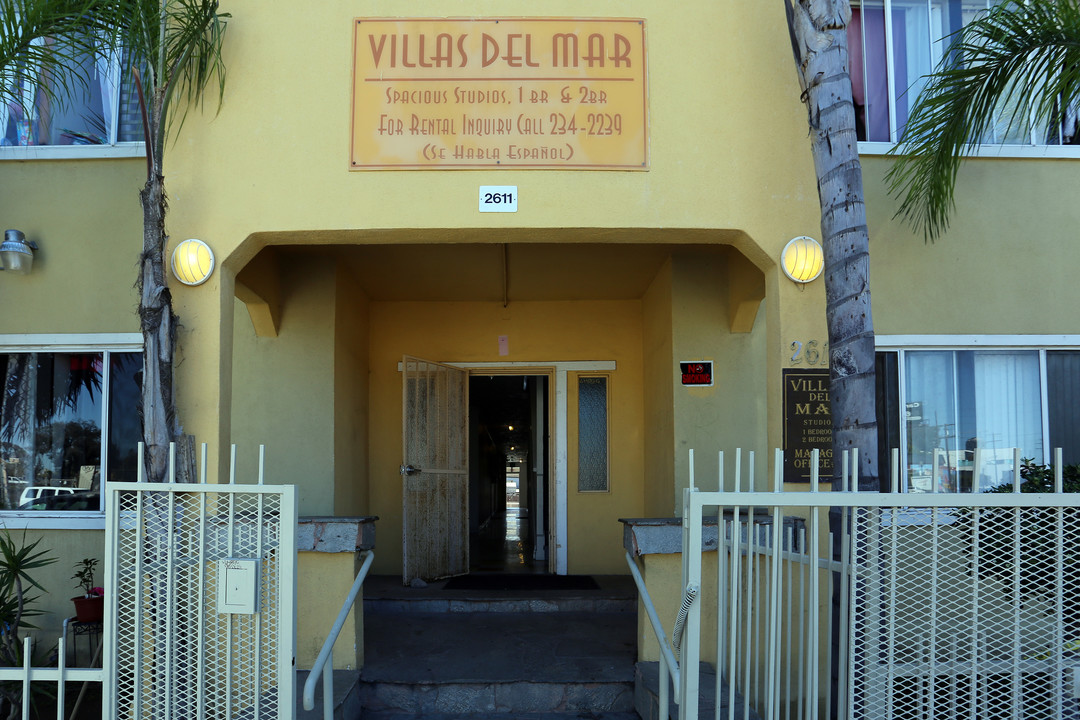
[341, 242, 692, 302]
[236, 239, 767, 336]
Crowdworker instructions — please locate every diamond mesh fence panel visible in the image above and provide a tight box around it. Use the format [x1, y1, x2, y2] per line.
[108, 485, 296, 720]
[689, 485, 1080, 720]
[851, 503, 1080, 720]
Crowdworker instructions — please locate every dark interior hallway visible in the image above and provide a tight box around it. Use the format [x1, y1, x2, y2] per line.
[470, 508, 545, 574]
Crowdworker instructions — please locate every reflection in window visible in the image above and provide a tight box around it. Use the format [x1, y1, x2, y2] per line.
[848, 1, 1079, 146]
[0, 34, 144, 147]
[0, 351, 141, 511]
[876, 347, 1080, 492]
[904, 350, 1041, 493]
[577, 376, 609, 492]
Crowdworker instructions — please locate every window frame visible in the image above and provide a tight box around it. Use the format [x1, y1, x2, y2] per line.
[0, 333, 141, 528]
[851, 0, 1080, 158]
[876, 334, 1080, 491]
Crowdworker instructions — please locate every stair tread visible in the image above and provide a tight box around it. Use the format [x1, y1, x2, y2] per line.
[634, 662, 761, 720]
[363, 610, 636, 685]
[362, 713, 641, 720]
[295, 669, 362, 720]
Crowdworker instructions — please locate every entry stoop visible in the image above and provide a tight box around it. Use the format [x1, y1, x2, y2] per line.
[295, 669, 363, 720]
[359, 575, 639, 720]
[634, 662, 761, 720]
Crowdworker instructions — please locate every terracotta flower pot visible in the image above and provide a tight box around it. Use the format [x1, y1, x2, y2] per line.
[71, 595, 104, 623]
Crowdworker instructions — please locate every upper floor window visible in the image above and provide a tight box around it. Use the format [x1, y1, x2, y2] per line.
[0, 335, 142, 514]
[877, 338, 1080, 493]
[849, 1, 1080, 148]
[0, 33, 144, 157]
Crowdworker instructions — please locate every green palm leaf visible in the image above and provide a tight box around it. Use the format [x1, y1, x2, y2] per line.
[0, 0, 120, 119]
[887, 0, 1080, 240]
[117, 0, 228, 165]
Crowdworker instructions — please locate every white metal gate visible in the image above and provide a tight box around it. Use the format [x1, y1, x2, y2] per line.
[676, 448, 1080, 720]
[104, 448, 297, 720]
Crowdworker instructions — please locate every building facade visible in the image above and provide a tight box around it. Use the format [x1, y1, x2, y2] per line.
[1, 0, 1079, 667]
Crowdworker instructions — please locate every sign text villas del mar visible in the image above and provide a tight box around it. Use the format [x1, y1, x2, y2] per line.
[351, 18, 648, 169]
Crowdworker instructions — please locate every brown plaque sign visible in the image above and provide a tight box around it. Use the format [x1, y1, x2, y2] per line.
[351, 18, 648, 169]
[782, 369, 834, 483]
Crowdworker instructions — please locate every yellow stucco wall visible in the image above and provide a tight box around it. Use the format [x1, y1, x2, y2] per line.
[231, 255, 337, 512]
[297, 551, 362, 670]
[334, 269, 372, 517]
[863, 156, 1080, 336]
[671, 252, 769, 506]
[166, 0, 817, 244]
[159, 0, 825, 483]
[642, 260, 676, 518]
[0, 159, 143, 334]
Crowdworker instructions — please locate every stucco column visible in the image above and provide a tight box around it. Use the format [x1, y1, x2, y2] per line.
[171, 259, 235, 484]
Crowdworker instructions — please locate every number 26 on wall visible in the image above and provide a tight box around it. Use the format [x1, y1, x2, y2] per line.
[790, 340, 828, 365]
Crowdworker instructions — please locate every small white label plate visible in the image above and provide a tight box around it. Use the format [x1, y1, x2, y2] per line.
[217, 557, 261, 615]
[479, 186, 518, 212]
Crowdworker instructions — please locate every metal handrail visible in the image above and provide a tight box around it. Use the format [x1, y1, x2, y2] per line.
[625, 551, 682, 716]
[303, 550, 375, 719]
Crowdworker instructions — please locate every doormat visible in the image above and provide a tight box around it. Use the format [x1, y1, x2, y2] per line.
[442, 574, 599, 591]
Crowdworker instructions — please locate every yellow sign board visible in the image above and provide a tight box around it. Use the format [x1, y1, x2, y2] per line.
[351, 18, 648, 170]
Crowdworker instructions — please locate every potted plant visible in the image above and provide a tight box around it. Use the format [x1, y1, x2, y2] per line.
[70, 558, 103, 623]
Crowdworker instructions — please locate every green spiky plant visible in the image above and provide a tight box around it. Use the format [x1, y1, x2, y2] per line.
[887, 0, 1080, 240]
[0, 530, 56, 719]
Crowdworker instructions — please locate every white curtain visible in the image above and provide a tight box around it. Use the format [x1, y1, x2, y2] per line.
[973, 351, 1042, 489]
[96, 36, 120, 144]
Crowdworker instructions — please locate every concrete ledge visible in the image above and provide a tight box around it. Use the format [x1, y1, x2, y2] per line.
[619, 513, 803, 557]
[297, 516, 377, 553]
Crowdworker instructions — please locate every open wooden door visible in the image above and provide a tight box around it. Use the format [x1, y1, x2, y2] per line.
[401, 356, 469, 584]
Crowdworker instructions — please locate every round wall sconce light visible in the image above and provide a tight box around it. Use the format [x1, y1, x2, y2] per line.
[781, 236, 824, 283]
[171, 238, 215, 286]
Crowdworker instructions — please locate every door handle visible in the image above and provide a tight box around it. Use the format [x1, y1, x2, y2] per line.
[400, 464, 421, 476]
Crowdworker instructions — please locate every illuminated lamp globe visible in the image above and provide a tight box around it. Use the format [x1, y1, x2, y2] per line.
[171, 239, 215, 286]
[781, 236, 824, 283]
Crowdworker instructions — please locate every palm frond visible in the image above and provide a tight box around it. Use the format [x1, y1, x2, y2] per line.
[0, 0, 121, 119]
[117, 0, 227, 161]
[886, 0, 1080, 240]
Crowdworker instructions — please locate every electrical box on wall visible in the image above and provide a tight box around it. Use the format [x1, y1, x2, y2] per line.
[217, 558, 261, 615]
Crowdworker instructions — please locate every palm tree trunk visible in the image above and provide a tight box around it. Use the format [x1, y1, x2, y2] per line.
[138, 91, 177, 484]
[786, 0, 879, 490]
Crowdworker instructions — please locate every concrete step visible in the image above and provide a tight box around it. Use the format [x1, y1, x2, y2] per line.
[295, 669, 362, 720]
[361, 610, 637, 716]
[633, 662, 761, 720]
[362, 713, 641, 720]
[362, 575, 637, 614]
